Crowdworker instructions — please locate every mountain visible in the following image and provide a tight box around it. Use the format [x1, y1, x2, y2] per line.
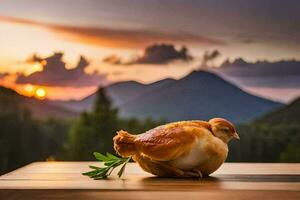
[117, 71, 282, 123]
[0, 86, 78, 119]
[215, 59, 300, 103]
[48, 78, 175, 112]
[54, 71, 282, 124]
[107, 78, 175, 107]
[220, 59, 300, 78]
[256, 97, 300, 125]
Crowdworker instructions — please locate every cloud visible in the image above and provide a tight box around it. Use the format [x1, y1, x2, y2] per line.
[241, 39, 256, 44]
[103, 43, 193, 65]
[26, 54, 44, 63]
[102, 54, 122, 65]
[214, 59, 300, 89]
[0, 16, 225, 49]
[16, 52, 106, 87]
[0, 73, 7, 80]
[135, 44, 192, 64]
[201, 50, 221, 66]
[219, 59, 300, 78]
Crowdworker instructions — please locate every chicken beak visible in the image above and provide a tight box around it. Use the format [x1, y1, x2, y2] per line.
[232, 132, 240, 140]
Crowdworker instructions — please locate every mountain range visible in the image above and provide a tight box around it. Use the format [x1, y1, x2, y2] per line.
[214, 59, 300, 103]
[50, 70, 283, 123]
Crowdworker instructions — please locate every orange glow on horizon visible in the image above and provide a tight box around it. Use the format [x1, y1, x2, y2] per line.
[23, 84, 35, 97]
[0, 76, 97, 100]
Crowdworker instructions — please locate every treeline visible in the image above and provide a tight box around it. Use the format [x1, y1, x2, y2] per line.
[64, 88, 165, 160]
[228, 124, 300, 162]
[1, 87, 300, 175]
[228, 97, 300, 163]
[0, 110, 70, 174]
[0, 88, 165, 175]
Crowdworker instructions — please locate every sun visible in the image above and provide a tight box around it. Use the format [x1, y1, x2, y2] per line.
[35, 88, 47, 99]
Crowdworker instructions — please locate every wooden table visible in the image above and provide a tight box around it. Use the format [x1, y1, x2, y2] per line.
[0, 162, 299, 199]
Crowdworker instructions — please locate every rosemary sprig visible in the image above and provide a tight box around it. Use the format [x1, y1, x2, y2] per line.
[82, 152, 131, 179]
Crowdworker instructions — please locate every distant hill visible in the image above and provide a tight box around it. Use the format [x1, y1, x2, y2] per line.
[52, 71, 282, 124]
[48, 78, 175, 112]
[256, 97, 300, 125]
[0, 86, 78, 119]
[220, 59, 300, 78]
[215, 59, 300, 102]
[107, 78, 175, 107]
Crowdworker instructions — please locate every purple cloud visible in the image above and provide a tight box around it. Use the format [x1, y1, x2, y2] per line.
[16, 52, 106, 87]
[103, 43, 193, 65]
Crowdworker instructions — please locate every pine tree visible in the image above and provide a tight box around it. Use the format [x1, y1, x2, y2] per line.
[66, 87, 119, 160]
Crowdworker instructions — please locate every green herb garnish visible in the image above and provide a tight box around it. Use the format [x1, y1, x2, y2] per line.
[82, 152, 131, 179]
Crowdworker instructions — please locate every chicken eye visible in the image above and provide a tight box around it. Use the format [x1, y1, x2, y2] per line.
[222, 128, 230, 133]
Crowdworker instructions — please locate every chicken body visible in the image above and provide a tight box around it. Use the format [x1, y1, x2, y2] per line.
[113, 119, 238, 178]
[169, 131, 228, 176]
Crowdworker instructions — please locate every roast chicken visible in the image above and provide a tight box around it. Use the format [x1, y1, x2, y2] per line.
[113, 118, 239, 178]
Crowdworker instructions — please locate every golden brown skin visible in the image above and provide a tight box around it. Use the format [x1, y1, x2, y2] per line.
[113, 118, 239, 178]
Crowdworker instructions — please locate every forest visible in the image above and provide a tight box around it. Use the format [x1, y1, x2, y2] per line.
[0, 87, 299, 175]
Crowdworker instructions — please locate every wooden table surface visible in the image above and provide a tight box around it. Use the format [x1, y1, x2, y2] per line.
[0, 162, 299, 199]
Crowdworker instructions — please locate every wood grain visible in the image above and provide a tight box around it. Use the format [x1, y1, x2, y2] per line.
[0, 162, 299, 199]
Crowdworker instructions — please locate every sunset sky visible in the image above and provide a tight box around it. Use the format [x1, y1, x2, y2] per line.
[0, 0, 299, 101]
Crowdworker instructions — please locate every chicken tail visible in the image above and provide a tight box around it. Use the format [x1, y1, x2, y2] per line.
[113, 130, 137, 157]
